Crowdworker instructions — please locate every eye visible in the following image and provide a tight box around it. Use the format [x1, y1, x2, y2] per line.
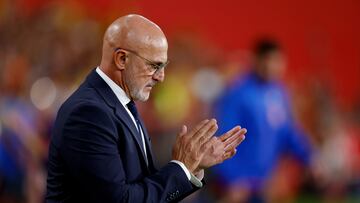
[153, 64, 160, 70]
[148, 63, 160, 71]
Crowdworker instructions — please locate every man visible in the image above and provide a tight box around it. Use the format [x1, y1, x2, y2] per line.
[213, 39, 312, 202]
[46, 14, 247, 203]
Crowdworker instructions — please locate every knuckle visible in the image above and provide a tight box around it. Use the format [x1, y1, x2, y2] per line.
[187, 143, 194, 150]
[199, 136, 205, 144]
[200, 145, 206, 152]
[181, 136, 189, 144]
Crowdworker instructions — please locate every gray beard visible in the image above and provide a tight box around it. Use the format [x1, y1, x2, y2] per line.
[125, 77, 149, 101]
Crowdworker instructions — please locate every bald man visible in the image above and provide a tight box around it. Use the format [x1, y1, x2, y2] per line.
[46, 14, 246, 203]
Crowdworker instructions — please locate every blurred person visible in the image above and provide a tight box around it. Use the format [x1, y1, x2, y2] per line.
[46, 14, 247, 203]
[212, 39, 312, 203]
[0, 52, 48, 203]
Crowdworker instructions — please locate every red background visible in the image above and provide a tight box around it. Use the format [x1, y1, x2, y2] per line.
[15, 0, 360, 109]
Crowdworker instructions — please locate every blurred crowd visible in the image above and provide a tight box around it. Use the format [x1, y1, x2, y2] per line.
[1, 1, 359, 203]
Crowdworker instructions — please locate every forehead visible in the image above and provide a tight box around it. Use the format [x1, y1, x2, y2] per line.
[127, 29, 168, 62]
[140, 41, 168, 63]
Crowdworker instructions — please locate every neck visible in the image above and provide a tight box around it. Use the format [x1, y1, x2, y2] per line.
[99, 64, 133, 100]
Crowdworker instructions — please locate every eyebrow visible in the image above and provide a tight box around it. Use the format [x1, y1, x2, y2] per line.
[148, 60, 168, 67]
[153, 62, 165, 66]
[115, 47, 168, 67]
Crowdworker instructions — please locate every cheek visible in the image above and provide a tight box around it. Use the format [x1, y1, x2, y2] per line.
[139, 78, 151, 90]
[131, 76, 149, 91]
[125, 65, 152, 90]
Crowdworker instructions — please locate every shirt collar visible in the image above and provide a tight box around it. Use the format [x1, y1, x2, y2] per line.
[96, 67, 130, 106]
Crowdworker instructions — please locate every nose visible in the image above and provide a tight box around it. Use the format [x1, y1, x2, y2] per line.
[152, 68, 165, 82]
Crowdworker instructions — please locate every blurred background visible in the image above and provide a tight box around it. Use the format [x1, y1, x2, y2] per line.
[0, 0, 359, 202]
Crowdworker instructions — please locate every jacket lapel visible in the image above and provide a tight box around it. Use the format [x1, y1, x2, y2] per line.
[114, 106, 148, 166]
[85, 69, 149, 167]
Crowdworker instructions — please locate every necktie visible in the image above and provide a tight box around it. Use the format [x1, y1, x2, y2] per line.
[126, 100, 147, 163]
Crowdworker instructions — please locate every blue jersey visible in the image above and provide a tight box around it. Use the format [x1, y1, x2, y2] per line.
[213, 72, 311, 190]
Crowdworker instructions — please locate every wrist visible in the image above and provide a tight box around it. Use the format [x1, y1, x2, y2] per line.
[194, 169, 204, 180]
[193, 166, 203, 174]
[190, 173, 203, 187]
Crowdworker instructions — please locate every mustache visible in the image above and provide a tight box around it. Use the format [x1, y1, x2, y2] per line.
[146, 81, 156, 87]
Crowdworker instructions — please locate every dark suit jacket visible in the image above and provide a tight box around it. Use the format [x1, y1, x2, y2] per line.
[46, 69, 198, 202]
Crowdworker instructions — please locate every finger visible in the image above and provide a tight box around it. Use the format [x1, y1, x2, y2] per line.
[199, 123, 218, 145]
[223, 149, 237, 160]
[185, 119, 210, 137]
[224, 133, 246, 151]
[193, 119, 217, 142]
[179, 125, 188, 137]
[223, 128, 246, 145]
[219, 126, 241, 142]
[175, 125, 187, 145]
[224, 134, 245, 151]
[201, 136, 218, 153]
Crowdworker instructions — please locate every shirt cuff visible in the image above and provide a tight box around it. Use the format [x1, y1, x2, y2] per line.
[170, 160, 203, 188]
[190, 173, 203, 188]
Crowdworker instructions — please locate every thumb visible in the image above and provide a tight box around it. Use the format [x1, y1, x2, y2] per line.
[179, 125, 188, 137]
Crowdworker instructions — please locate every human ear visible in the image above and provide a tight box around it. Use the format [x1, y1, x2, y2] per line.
[113, 49, 126, 70]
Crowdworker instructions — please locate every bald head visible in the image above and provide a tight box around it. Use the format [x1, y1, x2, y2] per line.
[99, 14, 168, 101]
[101, 14, 168, 68]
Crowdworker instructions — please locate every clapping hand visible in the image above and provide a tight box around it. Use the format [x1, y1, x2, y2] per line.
[172, 119, 246, 175]
[197, 125, 246, 172]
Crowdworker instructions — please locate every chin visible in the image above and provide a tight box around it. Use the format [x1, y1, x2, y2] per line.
[142, 93, 150, 101]
[138, 97, 149, 102]
[134, 92, 150, 102]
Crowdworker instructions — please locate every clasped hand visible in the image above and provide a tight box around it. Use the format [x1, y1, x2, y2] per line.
[172, 119, 246, 175]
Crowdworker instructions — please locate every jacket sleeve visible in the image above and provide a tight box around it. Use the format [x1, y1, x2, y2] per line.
[59, 102, 197, 202]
